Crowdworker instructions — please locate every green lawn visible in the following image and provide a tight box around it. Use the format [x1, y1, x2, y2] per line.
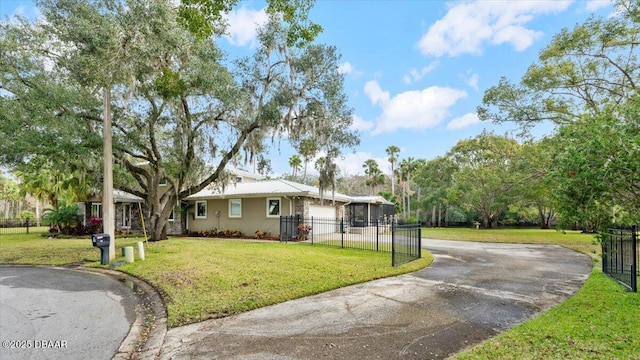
[0, 234, 432, 327]
[418, 227, 639, 360]
[422, 227, 599, 257]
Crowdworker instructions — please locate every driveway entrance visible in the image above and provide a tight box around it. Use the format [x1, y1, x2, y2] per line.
[0, 266, 139, 360]
[160, 240, 592, 359]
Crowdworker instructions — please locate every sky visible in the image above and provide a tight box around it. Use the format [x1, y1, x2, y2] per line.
[0, 0, 616, 177]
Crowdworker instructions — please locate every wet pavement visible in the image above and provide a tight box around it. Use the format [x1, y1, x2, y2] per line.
[159, 239, 593, 359]
[0, 266, 138, 360]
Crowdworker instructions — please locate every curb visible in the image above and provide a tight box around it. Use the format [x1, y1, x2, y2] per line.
[74, 266, 167, 360]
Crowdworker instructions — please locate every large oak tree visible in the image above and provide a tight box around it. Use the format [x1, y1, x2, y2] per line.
[0, 0, 357, 240]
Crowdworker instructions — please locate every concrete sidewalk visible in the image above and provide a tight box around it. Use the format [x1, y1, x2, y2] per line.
[159, 240, 592, 359]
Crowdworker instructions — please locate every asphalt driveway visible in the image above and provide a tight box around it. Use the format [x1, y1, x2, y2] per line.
[0, 266, 140, 360]
[160, 239, 593, 359]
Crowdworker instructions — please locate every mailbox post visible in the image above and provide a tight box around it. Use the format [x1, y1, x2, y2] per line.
[91, 233, 111, 265]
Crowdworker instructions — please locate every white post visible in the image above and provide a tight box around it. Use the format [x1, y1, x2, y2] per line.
[103, 87, 116, 260]
[124, 246, 134, 263]
[137, 241, 145, 261]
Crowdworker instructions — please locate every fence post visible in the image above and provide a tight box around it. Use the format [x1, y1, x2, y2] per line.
[632, 225, 637, 292]
[602, 230, 608, 273]
[340, 217, 344, 244]
[418, 225, 422, 258]
[619, 228, 624, 275]
[391, 221, 395, 266]
[376, 219, 379, 252]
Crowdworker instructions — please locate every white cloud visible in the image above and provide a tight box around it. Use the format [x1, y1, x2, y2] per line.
[334, 152, 390, 176]
[349, 115, 374, 132]
[338, 61, 363, 78]
[367, 81, 467, 135]
[364, 80, 390, 106]
[465, 72, 479, 91]
[585, 0, 614, 11]
[403, 61, 439, 84]
[223, 6, 268, 47]
[418, 1, 572, 57]
[446, 113, 481, 130]
[338, 62, 353, 75]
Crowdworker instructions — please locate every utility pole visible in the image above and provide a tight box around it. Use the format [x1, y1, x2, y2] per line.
[103, 87, 115, 260]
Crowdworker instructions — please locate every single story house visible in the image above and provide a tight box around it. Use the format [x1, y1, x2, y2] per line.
[80, 190, 146, 234]
[84, 170, 397, 238]
[82, 168, 262, 235]
[185, 179, 354, 238]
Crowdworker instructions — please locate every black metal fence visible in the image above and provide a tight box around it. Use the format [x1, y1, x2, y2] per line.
[280, 216, 422, 266]
[393, 223, 422, 267]
[0, 219, 33, 235]
[602, 226, 638, 292]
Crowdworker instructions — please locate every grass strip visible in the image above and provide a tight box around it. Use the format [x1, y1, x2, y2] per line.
[0, 234, 431, 327]
[421, 227, 599, 257]
[454, 269, 640, 359]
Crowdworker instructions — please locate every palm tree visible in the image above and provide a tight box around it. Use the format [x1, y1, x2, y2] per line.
[398, 157, 417, 219]
[289, 155, 302, 177]
[0, 174, 21, 219]
[386, 145, 400, 197]
[363, 159, 385, 194]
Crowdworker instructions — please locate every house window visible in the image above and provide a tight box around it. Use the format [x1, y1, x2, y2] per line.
[195, 201, 207, 219]
[91, 203, 102, 218]
[168, 207, 175, 222]
[229, 199, 242, 218]
[235, 176, 243, 183]
[159, 177, 167, 186]
[266, 198, 280, 217]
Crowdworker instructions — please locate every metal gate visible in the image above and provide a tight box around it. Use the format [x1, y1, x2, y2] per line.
[279, 216, 422, 266]
[602, 226, 638, 292]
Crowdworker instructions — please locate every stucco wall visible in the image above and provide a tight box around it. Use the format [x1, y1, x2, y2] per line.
[188, 197, 292, 237]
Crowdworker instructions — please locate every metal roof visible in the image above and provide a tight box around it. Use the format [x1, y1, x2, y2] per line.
[186, 179, 353, 203]
[350, 195, 395, 205]
[113, 190, 144, 203]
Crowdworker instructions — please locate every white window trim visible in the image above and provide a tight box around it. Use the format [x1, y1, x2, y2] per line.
[168, 207, 175, 222]
[228, 199, 242, 218]
[91, 203, 102, 218]
[195, 201, 207, 219]
[266, 197, 281, 218]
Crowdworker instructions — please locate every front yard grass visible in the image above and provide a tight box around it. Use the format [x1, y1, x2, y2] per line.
[422, 227, 599, 257]
[0, 234, 432, 328]
[419, 227, 639, 360]
[454, 270, 640, 359]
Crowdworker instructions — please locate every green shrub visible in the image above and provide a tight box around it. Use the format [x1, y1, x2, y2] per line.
[43, 205, 82, 232]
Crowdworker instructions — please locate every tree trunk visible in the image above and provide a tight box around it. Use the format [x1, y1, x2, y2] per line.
[148, 214, 168, 241]
[146, 186, 176, 241]
[537, 205, 549, 229]
[35, 199, 41, 227]
[482, 211, 493, 229]
[431, 205, 436, 227]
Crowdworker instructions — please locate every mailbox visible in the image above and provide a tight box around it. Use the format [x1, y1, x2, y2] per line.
[91, 233, 110, 265]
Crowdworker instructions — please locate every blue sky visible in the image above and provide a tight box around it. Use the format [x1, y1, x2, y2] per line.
[1, 0, 615, 177]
